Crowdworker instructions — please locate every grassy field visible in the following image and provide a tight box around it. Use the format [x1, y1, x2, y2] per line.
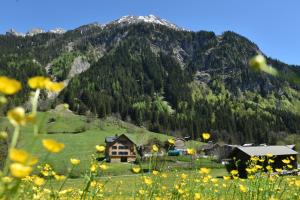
[1, 106, 206, 177]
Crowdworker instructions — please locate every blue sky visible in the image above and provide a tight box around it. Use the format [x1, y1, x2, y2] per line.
[1, 0, 300, 65]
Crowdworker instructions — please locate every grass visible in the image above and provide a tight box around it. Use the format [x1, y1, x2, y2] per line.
[1, 107, 206, 176]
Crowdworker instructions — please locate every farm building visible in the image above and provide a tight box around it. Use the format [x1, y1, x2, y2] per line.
[105, 134, 137, 162]
[226, 145, 298, 178]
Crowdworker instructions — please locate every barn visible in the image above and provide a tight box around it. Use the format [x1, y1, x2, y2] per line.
[226, 145, 298, 178]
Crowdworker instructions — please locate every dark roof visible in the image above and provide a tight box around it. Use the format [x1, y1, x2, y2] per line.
[235, 145, 298, 156]
[105, 134, 136, 145]
[105, 136, 117, 143]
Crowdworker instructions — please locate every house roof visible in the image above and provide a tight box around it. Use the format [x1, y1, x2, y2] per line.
[236, 145, 298, 156]
[105, 134, 137, 145]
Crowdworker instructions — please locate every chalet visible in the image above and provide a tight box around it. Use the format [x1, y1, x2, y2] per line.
[226, 145, 298, 178]
[105, 134, 137, 162]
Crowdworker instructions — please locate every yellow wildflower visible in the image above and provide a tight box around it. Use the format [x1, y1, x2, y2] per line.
[199, 167, 210, 174]
[7, 107, 26, 127]
[33, 176, 45, 186]
[143, 177, 152, 185]
[275, 168, 282, 172]
[194, 193, 201, 200]
[0, 131, 8, 140]
[139, 189, 145, 195]
[45, 81, 64, 92]
[132, 167, 141, 173]
[255, 165, 263, 170]
[99, 164, 108, 171]
[202, 132, 210, 140]
[230, 170, 239, 176]
[181, 173, 187, 179]
[152, 170, 159, 175]
[95, 145, 105, 153]
[187, 148, 195, 155]
[152, 144, 158, 152]
[282, 159, 290, 164]
[0, 76, 22, 95]
[287, 164, 293, 169]
[290, 156, 295, 161]
[250, 156, 259, 161]
[90, 164, 97, 172]
[42, 139, 64, 153]
[239, 184, 248, 193]
[70, 158, 80, 165]
[54, 175, 66, 181]
[28, 76, 50, 89]
[90, 180, 97, 187]
[168, 138, 175, 145]
[2, 176, 13, 183]
[10, 163, 32, 178]
[9, 148, 38, 166]
[161, 173, 168, 178]
[223, 176, 231, 180]
[266, 153, 273, 157]
[266, 165, 272, 171]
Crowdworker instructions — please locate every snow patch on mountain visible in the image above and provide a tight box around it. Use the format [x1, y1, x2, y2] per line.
[110, 15, 182, 30]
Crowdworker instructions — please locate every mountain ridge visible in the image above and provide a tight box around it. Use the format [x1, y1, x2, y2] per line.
[0, 16, 300, 144]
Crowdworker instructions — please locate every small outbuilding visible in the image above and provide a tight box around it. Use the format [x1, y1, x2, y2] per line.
[226, 145, 298, 178]
[105, 134, 137, 162]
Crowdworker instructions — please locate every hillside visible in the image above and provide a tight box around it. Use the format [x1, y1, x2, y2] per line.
[1, 15, 300, 144]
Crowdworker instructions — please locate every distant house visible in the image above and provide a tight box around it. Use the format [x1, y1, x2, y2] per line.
[105, 134, 137, 162]
[174, 138, 186, 151]
[226, 145, 298, 177]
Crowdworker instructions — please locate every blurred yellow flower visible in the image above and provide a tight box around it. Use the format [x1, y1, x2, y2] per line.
[46, 81, 65, 92]
[70, 158, 80, 165]
[239, 184, 248, 193]
[2, 176, 13, 183]
[7, 107, 26, 127]
[10, 163, 32, 178]
[249, 55, 278, 76]
[0, 76, 22, 95]
[152, 144, 158, 152]
[282, 159, 290, 164]
[202, 132, 210, 140]
[181, 173, 187, 179]
[152, 170, 159, 175]
[275, 168, 282, 172]
[0, 131, 8, 140]
[194, 193, 201, 200]
[143, 177, 152, 185]
[95, 145, 105, 152]
[223, 176, 231, 180]
[187, 148, 195, 155]
[90, 164, 97, 172]
[54, 175, 66, 181]
[99, 164, 108, 171]
[90, 180, 97, 187]
[42, 139, 65, 153]
[230, 170, 239, 176]
[290, 156, 295, 161]
[132, 166, 141, 173]
[9, 148, 38, 166]
[168, 138, 175, 145]
[33, 176, 45, 186]
[266, 153, 273, 157]
[199, 167, 210, 174]
[28, 76, 51, 89]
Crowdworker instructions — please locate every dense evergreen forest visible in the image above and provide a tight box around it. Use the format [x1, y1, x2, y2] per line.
[1, 19, 300, 144]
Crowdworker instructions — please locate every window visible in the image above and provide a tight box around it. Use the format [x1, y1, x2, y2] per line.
[112, 146, 117, 149]
[118, 145, 129, 149]
[112, 151, 117, 155]
[118, 151, 128, 155]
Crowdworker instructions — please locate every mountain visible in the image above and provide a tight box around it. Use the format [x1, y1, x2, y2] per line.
[1, 15, 300, 144]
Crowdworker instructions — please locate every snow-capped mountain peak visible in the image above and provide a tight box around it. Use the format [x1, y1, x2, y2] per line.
[111, 15, 181, 30]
